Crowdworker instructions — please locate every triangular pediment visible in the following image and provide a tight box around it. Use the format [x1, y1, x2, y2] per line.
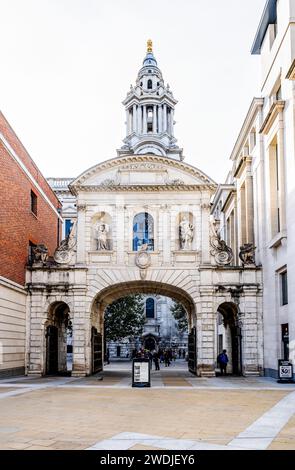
[70, 155, 216, 194]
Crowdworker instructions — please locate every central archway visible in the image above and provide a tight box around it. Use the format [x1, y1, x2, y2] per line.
[89, 280, 197, 376]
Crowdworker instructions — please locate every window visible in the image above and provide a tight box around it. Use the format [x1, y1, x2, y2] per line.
[280, 271, 288, 305]
[269, 138, 281, 236]
[28, 241, 36, 265]
[147, 79, 152, 89]
[146, 298, 155, 318]
[133, 212, 154, 251]
[31, 190, 37, 216]
[65, 219, 73, 237]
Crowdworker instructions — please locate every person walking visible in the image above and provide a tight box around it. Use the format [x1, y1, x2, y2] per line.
[153, 351, 160, 371]
[217, 349, 229, 376]
[164, 350, 170, 367]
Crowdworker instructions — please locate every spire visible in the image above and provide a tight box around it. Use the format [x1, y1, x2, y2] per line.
[118, 41, 183, 161]
[147, 39, 153, 53]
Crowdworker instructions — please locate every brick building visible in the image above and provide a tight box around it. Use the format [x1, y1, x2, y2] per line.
[0, 111, 61, 376]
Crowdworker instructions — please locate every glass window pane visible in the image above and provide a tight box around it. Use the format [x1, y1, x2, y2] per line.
[133, 212, 154, 251]
[146, 298, 155, 318]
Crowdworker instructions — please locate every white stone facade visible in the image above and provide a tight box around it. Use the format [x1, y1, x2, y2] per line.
[212, 0, 295, 378]
[26, 42, 263, 378]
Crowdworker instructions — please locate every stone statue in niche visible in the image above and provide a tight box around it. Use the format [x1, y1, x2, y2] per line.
[179, 216, 194, 250]
[95, 221, 110, 250]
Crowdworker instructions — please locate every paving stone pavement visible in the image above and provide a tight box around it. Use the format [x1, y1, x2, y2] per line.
[0, 362, 295, 450]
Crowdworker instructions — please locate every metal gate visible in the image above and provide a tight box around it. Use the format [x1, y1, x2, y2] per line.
[46, 325, 58, 375]
[188, 326, 197, 375]
[92, 327, 103, 374]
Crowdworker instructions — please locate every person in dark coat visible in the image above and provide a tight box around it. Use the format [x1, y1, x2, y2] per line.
[217, 349, 229, 376]
[153, 351, 160, 371]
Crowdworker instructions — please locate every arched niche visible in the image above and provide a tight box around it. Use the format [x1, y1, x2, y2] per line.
[91, 212, 112, 251]
[177, 212, 194, 250]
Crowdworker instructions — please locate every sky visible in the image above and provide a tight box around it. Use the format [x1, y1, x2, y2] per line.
[0, 0, 266, 183]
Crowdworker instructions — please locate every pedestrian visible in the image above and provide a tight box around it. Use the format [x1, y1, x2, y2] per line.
[148, 350, 153, 369]
[153, 352, 160, 371]
[178, 348, 182, 359]
[182, 349, 186, 359]
[217, 349, 229, 376]
[164, 350, 170, 367]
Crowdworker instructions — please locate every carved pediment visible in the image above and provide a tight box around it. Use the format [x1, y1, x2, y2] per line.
[69, 155, 216, 194]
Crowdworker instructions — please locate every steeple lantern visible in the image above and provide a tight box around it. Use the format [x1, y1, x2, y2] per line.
[118, 41, 183, 160]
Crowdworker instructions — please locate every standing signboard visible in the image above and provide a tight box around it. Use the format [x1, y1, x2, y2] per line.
[132, 358, 151, 387]
[278, 359, 294, 383]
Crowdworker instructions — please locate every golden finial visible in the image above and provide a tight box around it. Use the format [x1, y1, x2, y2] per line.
[147, 39, 153, 53]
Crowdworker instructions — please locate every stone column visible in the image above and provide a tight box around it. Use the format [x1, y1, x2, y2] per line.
[201, 200, 211, 264]
[245, 159, 254, 243]
[76, 204, 86, 264]
[277, 121, 286, 231]
[72, 294, 88, 377]
[163, 104, 167, 132]
[198, 288, 216, 377]
[137, 106, 142, 134]
[158, 105, 162, 133]
[171, 109, 174, 136]
[153, 105, 157, 133]
[132, 104, 137, 133]
[161, 205, 171, 265]
[240, 285, 263, 376]
[126, 109, 129, 135]
[143, 105, 147, 134]
[116, 203, 125, 264]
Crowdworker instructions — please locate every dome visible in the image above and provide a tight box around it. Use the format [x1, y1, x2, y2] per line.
[143, 52, 158, 67]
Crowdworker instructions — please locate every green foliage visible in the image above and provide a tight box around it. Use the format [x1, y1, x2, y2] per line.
[104, 294, 145, 342]
[171, 301, 188, 332]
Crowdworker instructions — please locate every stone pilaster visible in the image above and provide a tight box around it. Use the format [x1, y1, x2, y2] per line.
[197, 287, 215, 377]
[76, 204, 86, 264]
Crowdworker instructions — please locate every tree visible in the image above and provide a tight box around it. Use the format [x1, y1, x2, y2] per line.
[104, 294, 145, 342]
[170, 301, 188, 332]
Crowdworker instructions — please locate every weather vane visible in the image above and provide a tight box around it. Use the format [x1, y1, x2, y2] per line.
[147, 39, 153, 53]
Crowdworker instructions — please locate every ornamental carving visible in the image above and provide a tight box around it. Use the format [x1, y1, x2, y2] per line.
[165, 177, 184, 186]
[54, 222, 77, 265]
[239, 243, 256, 265]
[99, 178, 118, 188]
[32, 244, 48, 265]
[71, 155, 217, 192]
[209, 218, 233, 266]
[135, 243, 151, 280]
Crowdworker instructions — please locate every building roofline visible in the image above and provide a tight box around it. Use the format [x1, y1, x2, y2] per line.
[251, 0, 277, 55]
[210, 184, 235, 212]
[230, 98, 264, 161]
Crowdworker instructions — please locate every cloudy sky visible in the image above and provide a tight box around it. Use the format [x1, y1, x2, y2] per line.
[1, 0, 266, 182]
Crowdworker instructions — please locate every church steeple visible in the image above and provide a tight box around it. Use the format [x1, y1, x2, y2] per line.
[118, 41, 183, 160]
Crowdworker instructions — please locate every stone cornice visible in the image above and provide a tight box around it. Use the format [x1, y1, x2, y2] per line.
[70, 154, 217, 195]
[222, 189, 237, 213]
[233, 156, 252, 178]
[73, 183, 216, 193]
[286, 58, 295, 80]
[259, 100, 285, 135]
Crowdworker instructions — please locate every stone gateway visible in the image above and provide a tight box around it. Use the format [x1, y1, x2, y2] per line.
[26, 41, 263, 378]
